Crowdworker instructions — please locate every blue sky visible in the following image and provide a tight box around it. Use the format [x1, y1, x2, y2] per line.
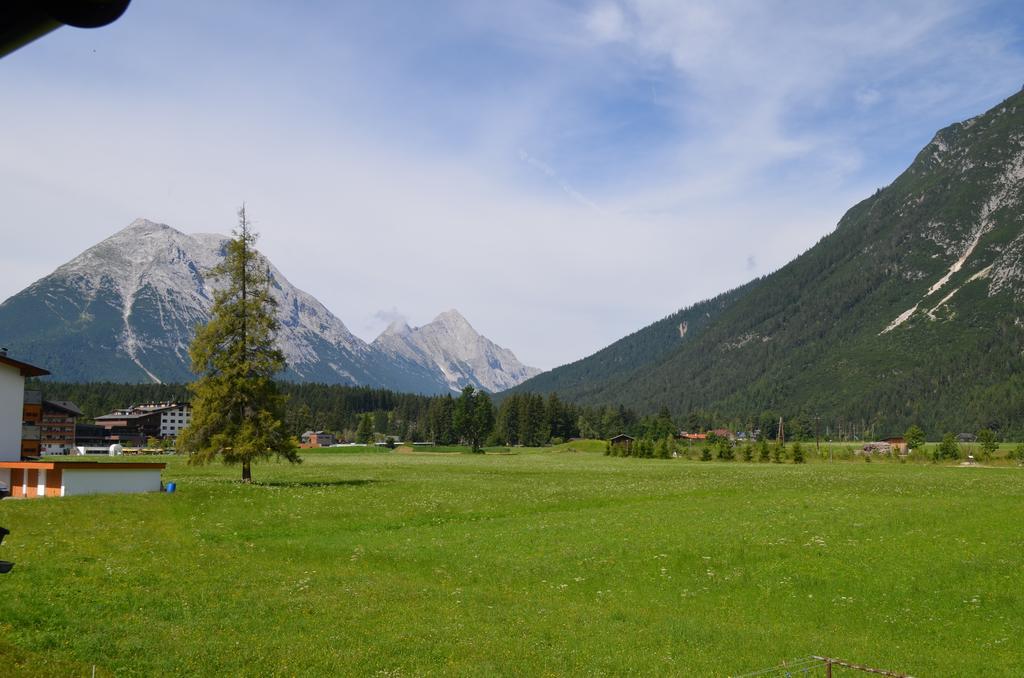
[2, 1, 1024, 369]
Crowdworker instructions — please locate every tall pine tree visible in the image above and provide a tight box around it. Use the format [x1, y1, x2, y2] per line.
[178, 206, 300, 482]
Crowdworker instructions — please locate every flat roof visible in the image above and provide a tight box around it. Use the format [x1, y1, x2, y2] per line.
[0, 461, 166, 470]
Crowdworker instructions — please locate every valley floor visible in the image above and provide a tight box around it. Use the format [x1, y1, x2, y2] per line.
[1, 446, 1021, 675]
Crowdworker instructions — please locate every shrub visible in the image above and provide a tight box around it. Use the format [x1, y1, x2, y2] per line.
[717, 438, 734, 461]
[700, 445, 712, 462]
[791, 440, 804, 464]
[936, 433, 960, 461]
[742, 443, 754, 462]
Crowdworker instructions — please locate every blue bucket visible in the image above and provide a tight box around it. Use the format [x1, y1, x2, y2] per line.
[166, 481, 176, 493]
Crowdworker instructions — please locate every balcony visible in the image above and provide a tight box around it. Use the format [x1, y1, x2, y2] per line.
[23, 390, 41, 405]
[21, 425, 40, 440]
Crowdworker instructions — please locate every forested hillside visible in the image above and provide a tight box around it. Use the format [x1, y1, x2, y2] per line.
[515, 89, 1024, 439]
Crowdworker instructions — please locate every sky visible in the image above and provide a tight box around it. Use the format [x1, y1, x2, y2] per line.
[2, 1, 1024, 370]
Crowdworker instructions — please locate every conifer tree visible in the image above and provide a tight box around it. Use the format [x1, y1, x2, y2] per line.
[179, 206, 300, 482]
[976, 429, 998, 460]
[453, 385, 494, 453]
[791, 440, 804, 464]
[355, 413, 374, 444]
[758, 438, 771, 462]
[904, 424, 925, 453]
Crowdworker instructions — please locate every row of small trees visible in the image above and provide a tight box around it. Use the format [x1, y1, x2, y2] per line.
[605, 436, 807, 464]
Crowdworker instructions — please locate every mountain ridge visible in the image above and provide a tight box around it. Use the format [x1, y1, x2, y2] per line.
[0, 219, 536, 394]
[513, 88, 1024, 436]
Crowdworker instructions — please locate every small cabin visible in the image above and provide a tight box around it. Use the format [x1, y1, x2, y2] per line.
[609, 434, 635, 449]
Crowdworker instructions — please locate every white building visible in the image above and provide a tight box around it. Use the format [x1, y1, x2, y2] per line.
[158, 403, 192, 437]
[0, 350, 50, 493]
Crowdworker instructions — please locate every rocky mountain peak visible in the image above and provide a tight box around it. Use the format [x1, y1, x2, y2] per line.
[0, 219, 538, 394]
[373, 308, 540, 393]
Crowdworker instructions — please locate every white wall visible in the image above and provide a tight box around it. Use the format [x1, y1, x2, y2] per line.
[61, 468, 163, 496]
[0, 364, 24, 462]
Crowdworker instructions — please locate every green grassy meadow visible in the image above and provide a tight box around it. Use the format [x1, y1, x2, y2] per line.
[1, 445, 1022, 676]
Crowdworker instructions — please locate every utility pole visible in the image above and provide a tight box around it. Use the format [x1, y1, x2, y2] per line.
[815, 415, 822, 461]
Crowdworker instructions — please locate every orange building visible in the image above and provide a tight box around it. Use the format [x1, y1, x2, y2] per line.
[20, 390, 42, 457]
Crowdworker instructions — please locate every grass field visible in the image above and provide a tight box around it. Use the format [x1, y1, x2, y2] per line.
[1, 445, 1022, 676]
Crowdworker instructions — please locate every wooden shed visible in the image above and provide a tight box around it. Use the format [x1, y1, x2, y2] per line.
[609, 434, 635, 449]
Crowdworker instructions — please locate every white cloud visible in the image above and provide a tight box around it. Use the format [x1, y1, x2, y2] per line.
[2, 1, 1023, 371]
[585, 3, 630, 43]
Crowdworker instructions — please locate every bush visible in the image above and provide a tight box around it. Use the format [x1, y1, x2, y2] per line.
[742, 443, 754, 462]
[936, 433, 960, 461]
[758, 439, 771, 463]
[791, 440, 804, 464]
[717, 438, 734, 461]
[771, 443, 785, 464]
[700, 445, 712, 462]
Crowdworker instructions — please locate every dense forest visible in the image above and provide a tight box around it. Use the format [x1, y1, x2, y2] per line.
[29, 380, 946, 446]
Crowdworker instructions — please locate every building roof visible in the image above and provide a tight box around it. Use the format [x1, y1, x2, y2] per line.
[95, 410, 163, 421]
[610, 433, 635, 442]
[0, 353, 49, 377]
[44, 400, 83, 417]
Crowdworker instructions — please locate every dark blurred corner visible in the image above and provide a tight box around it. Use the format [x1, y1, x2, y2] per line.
[0, 0, 131, 59]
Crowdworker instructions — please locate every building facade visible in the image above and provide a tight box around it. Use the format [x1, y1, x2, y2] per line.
[0, 351, 50, 494]
[158, 403, 192, 437]
[21, 389, 42, 456]
[95, 402, 192, 444]
[39, 400, 82, 454]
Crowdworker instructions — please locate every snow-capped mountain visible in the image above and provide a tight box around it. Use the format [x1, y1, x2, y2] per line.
[372, 310, 542, 393]
[0, 219, 535, 393]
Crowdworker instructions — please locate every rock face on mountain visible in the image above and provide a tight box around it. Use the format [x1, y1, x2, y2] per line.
[373, 310, 541, 393]
[0, 220, 535, 393]
[515, 89, 1024, 436]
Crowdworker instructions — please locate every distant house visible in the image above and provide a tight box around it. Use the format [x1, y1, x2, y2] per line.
[957, 433, 977, 443]
[300, 431, 336, 448]
[679, 432, 707, 441]
[882, 436, 908, 455]
[711, 428, 735, 441]
[610, 434, 634, 450]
